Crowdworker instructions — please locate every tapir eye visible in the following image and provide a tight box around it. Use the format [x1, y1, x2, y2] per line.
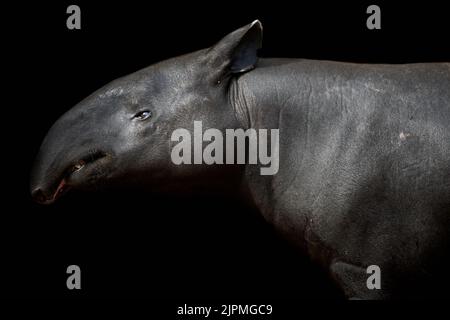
[70, 160, 85, 173]
[133, 110, 152, 121]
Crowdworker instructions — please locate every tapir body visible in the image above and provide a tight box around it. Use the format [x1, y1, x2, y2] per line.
[31, 21, 450, 299]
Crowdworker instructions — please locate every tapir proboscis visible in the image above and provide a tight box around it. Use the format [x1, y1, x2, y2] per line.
[31, 21, 450, 299]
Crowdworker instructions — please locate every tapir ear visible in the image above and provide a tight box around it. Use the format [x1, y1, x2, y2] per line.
[206, 20, 263, 81]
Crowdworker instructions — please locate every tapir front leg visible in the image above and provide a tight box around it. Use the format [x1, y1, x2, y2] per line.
[330, 261, 388, 299]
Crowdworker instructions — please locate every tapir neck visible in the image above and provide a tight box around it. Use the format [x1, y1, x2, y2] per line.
[230, 58, 315, 131]
[229, 58, 327, 225]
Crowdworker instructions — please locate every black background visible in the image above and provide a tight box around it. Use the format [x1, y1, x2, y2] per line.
[2, 0, 450, 306]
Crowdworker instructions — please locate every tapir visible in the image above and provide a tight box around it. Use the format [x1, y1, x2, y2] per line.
[30, 21, 450, 299]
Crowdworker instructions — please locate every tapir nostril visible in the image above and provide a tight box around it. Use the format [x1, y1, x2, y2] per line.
[31, 188, 48, 204]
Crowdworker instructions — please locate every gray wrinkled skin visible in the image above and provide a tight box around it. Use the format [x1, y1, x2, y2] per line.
[30, 21, 450, 299]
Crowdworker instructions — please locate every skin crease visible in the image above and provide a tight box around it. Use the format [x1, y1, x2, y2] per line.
[30, 21, 450, 299]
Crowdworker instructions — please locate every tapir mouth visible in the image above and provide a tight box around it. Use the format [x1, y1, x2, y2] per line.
[32, 150, 109, 205]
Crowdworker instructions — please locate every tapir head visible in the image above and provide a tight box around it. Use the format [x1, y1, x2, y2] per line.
[30, 21, 263, 204]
